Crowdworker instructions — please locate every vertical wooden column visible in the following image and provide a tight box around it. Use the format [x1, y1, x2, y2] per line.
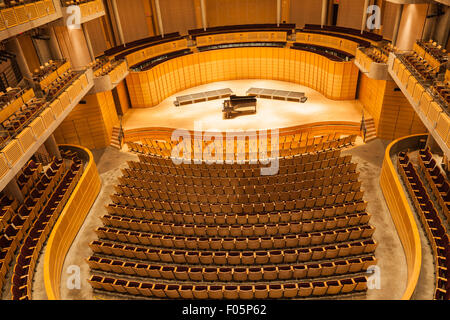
[194, 0, 203, 29]
[361, 0, 370, 34]
[44, 134, 62, 160]
[321, 0, 328, 28]
[111, 0, 125, 44]
[6, 37, 33, 80]
[392, 4, 403, 46]
[200, 0, 207, 30]
[281, 0, 290, 24]
[142, 0, 156, 36]
[4, 178, 24, 204]
[154, 0, 164, 37]
[277, 0, 281, 26]
[82, 24, 95, 62]
[48, 26, 64, 60]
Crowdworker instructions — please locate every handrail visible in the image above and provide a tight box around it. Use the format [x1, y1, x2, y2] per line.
[44, 144, 101, 300]
[380, 134, 425, 299]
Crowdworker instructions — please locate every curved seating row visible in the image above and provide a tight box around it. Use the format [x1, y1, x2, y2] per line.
[95, 225, 376, 253]
[89, 236, 376, 266]
[11, 159, 82, 300]
[88, 274, 368, 299]
[87, 255, 376, 282]
[418, 147, 450, 222]
[397, 151, 449, 300]
[105, 200, 368, 226]
[128, 135, 357, 159]
[0, 158, 65, 292]
[113, 180, 361, 204]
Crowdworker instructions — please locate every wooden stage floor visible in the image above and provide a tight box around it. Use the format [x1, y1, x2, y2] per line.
[122, 79, 364, 132]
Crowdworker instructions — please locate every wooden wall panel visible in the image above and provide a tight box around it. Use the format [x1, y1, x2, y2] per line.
[290, 0, 322, 28]
[358, 74, 427, 140]
[54, 91, 119, 149]
[127, 47, 359, 108]
[54, 26, 92, 68]
[205, 0, 277, 27]
[159, 0, 196, 35]
[381, 2, 399, 41]
[337, 0, 365, 30]
[85, 17, 110, 57]
[116, 0, 149, 43]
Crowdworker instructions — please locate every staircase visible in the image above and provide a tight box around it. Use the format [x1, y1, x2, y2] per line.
[363, 117, 377, 142]
[110, 126, 122, 149]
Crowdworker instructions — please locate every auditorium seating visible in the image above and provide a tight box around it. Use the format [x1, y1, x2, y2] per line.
[88, 137, 376, 299]
[127, 133, 357, 159]
[0, 150, 85, 299]
[397, 150, 450, 300]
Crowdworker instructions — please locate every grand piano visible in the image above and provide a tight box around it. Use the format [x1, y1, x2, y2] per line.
[222, 95, 257, 119]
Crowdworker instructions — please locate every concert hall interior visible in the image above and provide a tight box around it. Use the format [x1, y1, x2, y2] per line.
[0, 0, 448, 302]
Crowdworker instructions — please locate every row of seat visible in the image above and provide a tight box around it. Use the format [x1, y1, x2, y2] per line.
[116, 170, 360, 197]
[418, 147, 450, 223]
[130, 156, 354, 177]
[100, 211, 371, 238]
[88, 274, 368, 299]
[0, 158, 66, 292]
[403, 53, 436, 83]
[109, 189, 365, 214]
[95, 225, 377, 252]
[104, 199, 368, 225]
[87, 255, 376, 282]
[11, 160, 83, 300]
[1, 98, 46, 144]
[397, 152, 449, 300]
[137, 148, 342, 168]
[89, 231, 376, 265]
[16, 160, 43, 196]
[128, 135, 356, 159]
[114, 179, 361, 205]
[121, 162, 357, 188]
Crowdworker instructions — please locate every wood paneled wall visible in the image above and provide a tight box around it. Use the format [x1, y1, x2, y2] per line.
[358, 74, 427, 140]
[116, 0, 149, 43]
[396, 4, 428, 51]
[381, 1, 399, 41]
[115, 80, 130, 115]
[159, 0, 196, 35]
[54, 91, 119, 149]
[126, 47, 359, 108]
[85, 17, 110, 57]
[289, 0, 322, 28]
[205, 0, 277, 27]
[17, 34, 41, 73]
[337, 0, 365, 30]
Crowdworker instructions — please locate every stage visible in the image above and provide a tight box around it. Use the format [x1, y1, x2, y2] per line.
[122, 79, 364, 132]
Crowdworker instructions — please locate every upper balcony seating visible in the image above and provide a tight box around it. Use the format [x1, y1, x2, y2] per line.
[397, 151, 450, 300]
[403, 52, 437, 83]
[188, 24, 295, 39]
[302, 24, 383, 43]
[418, 147, 450, 223]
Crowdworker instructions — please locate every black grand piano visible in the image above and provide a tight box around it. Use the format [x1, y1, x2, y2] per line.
[222, 95, 257, 119]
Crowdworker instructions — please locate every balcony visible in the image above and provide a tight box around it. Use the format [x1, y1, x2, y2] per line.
[88, 58, 129, 94]
[0, 68, 94, 191]
[60, 0, 105, 25]
[388, 52, 450, 158]
[0, 1, 62, 42]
